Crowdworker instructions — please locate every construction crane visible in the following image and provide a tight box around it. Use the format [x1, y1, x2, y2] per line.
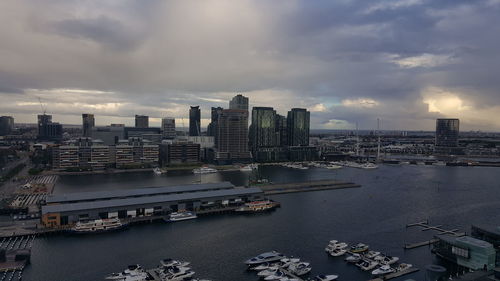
[38, 97, 47, 115]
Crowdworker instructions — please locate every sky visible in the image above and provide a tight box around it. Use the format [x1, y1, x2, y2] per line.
[1, 0, 500, 131]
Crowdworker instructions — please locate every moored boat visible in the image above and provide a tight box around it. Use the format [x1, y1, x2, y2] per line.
[70, 218, 127, 234]
[192, 167, 218, 174]
[165, 211, 197, 222]
[235, 200, 280, 213]
[244, 251, 286, 265]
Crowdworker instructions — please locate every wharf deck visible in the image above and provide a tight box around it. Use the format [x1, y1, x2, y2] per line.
[404, 220, 465, 250]
[368, 267, 419, 281]
[258, 180, 361, 195]
[404, 239, 439, 249]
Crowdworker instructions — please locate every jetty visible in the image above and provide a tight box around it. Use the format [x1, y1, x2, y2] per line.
[404, 220, 465, 249]
[257, 180, 361, 195]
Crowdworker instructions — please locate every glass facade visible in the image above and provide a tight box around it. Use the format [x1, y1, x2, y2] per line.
[435, 118, 459, 147]
[287, 108, 310, 146]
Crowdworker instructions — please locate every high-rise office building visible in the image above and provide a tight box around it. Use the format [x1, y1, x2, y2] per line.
[135, 115, 149, 128]
[0, 116, 14, 136]
[82, 113, 95, 137]
[436, 118, 459, 147]
[275, 114, 288, 147]
[207, 107, 223, 145]
[287, 108, 310, 146]
[250, 107, 277, 151]
[229, 94, 249, 110]
[189, 106, 201, 136]
[216, 109, 251, 160]
[37, 114, 63, 141]
[161, 118, 176, 139]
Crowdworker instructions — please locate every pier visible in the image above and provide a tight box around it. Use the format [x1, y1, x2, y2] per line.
[258, 180, 361, 195]
[404, 220, 465, 250]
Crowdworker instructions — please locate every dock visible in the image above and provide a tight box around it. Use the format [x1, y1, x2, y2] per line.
[258, 180, 361, 195]
[368, 267, 419, 281]
[404, 220, 465, 250]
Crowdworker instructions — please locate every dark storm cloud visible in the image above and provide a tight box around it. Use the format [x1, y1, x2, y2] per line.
[1, 0, 500, 129]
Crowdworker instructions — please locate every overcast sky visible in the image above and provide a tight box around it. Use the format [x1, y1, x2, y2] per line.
[1, 0, 500, 131]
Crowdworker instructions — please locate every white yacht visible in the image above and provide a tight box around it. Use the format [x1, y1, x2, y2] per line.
[374, 254, 399, 265]
[371, 265, 395, 276]
[360, 163, 379, 169]
[153, 167, 164, 175]
[288, 262, 311, 276]
[105, 265, 150, 281]
[240, 164, 258, 171]
[192, 167, 218, 174]
[349, 243, 369, 253]
[396, 263, 413, 272]
[364, 250, 381, 259]
[165, 211, 197, 222]
[235, 200, 279, 213]
[70, 218, 127, 234]
[258, 268, 281, 277]
[245, 251, 286, 265]
[264, 270, 287, 280]
[344, 253, 362, 263]
[310, 274, 338, 281]
[158, 266, 195, 281]
[250, 262, 280, 271]
[160, 259, 190, 268]
[328, 248, 347, 257]
[356, 259, 379, 271]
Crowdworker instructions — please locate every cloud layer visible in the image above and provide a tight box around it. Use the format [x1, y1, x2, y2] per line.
[1, 0, 500, 131]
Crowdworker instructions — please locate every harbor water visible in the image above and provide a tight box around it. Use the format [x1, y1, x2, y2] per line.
[22, 164, 500, 281]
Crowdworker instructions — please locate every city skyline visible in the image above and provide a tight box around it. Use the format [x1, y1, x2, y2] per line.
[2, 1, 500, 131]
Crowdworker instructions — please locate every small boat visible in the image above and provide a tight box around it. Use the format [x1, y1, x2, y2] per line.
[250, 262, 280, 271]
[264, 270, 287, 280]
[258, 268, 281, 277]
[280, 258, 300, 268]
[158, 266, 195, 281]
[165, 211, 197, 222]
[345, 253, 362, 263]
[311, 274, 338, 281]
[328, 248, 347, 257]
[235, 200, 279, 213]
[396, 263, 413, 272]
[70, 218, 127, 234]
[364, 251, 381, 259]
[240, 164, 258, 171]
[350, 243, 369, 253]
[356, 259, 379, 271]
[105, 264, 149, 281]
[160, 259, 190, 268]
[288, 262, 311, 276]
[245, 251, 286, 265]
[326, 165, 342, 170]
[325, 240, 347, 252]
[374, 254, 399, 265]
[371, 265, 395, 276]
[153, 167, 164, 175]
[192, 167, 218, 174]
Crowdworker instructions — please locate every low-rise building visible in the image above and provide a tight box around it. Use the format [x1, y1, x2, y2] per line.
[432, 235, 496, 270]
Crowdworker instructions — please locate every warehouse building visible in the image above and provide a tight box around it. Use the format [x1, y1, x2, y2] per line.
[42, 182, 263, 227]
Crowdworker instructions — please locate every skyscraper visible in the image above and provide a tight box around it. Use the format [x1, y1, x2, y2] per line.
[435, 118, 459, 147]
[207, 107, 223, 144]
[161, 117, 176, 139]
[250, 107, 277, 151]
[275, 114, 288, 147]
[189, 106, 201, 136]
[0, 116, 14, 136]
[82, 113, 95, 137]
[287, 108, 310, 146]
[216, 109, 251, 160]
[229, 94, 249, 111]
[37, 114, 62, 141]
[135, 115, 149, 128]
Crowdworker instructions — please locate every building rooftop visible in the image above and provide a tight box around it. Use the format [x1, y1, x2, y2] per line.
[46, 182, 235, 204]
[42, 187, 263, 214]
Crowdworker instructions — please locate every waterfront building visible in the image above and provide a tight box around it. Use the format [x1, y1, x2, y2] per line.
[117, 137, 159, 167]
[250, 107, 281, 162]
[189, 106, 201, 136]
[52, 146, 79, 169]
[432, 235, 496, 270]
[82, 114, 95, 137]
[135, 115, 149, 128]
[114, 144, 134, 168]
[275, 114, 288, 147]
[91, 126, 125, 145]
[435, 118, 459, 147]
[216, 109, 251, 161]
[90, 145, 111, 170]
[472, 225, 500, 265]
[37, 114, 63, 142]
[161, 117, 176, 139]
[41, 182, 263, 227]
[0, 116, 14, 136]
[287, 108, 310, 146]
[124, 127, 161, 139]
[207, 107, 223, 145]
[159, 141, 200, 165]
[229, 94, 249, 111]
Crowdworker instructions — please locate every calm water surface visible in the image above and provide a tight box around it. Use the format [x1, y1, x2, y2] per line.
[22, 165, 500, 281]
